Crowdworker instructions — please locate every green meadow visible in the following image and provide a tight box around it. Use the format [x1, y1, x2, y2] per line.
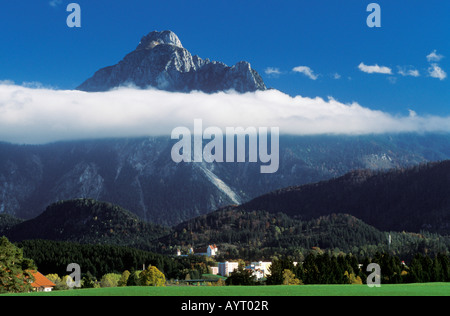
[3, 283, 450, 296]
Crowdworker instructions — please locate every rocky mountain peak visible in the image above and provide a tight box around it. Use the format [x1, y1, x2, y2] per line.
[136, 30, 183, 50]
[77, 30, 267, 93]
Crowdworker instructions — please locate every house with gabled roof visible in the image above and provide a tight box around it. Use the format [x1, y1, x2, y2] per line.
[193, 245, 218, 257]
[27, 271, 56, 292]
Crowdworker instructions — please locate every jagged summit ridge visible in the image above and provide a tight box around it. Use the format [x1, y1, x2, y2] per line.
[136, 30, 183, 50]
[77, 30, 267, 93]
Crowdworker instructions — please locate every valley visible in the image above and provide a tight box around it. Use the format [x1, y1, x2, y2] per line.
[2, 160, 450, 264]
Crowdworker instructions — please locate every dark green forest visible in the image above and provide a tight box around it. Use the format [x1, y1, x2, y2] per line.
[163, 208, 450, 262]
[2, 199, 170, 252]
[2, 197, 450, 265]
[15, 239, 211, 281]
[265, 252, 450, 285]
[11, 238, 450, 286]
[241, 161, 450, 235]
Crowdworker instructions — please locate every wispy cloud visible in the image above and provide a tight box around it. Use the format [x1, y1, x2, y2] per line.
[398, 66, 420, 77]
[49, 0, 62, 7]
[265, 67, 281, 75]
[358, 62, 392, 75]
[292, 66, 319, 80]
[264, 67, 282, 78]
[331, 73, 341, 80]
[1, 83, 450, 145]
[427, 50, 444, 62]
[428, 63, 447, 80]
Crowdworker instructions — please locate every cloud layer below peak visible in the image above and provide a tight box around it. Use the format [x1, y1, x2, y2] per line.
[0, 83, 449, 145]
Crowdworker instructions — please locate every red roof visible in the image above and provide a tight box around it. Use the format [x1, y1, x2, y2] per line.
[28, 271, 56, 288]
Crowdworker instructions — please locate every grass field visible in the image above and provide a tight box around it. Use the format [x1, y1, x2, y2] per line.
[3, 283, 450, 296]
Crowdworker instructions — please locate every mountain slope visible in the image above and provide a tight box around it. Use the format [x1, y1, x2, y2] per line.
[2, 134, 450, 226]
[0, 214, 23, 235]
[77, 30, 266, 93]
[240, 160, 450, 234]
[3, 198, 449, 262]
[4, 199, 169, 251]
[159, 207, 450, 260]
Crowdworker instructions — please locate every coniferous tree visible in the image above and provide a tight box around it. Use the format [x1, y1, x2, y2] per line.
[225, 265, 256, 286]
[0, 237, 35, 293]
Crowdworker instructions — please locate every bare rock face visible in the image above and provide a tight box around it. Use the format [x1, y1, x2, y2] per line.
[136, 30, 184, 50]
[77, 30, 267, 93]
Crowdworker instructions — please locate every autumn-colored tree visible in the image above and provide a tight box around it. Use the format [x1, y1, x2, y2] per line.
[118, 270, 130, 287]
[140, 266, 166, 287]
[100, 273, 121, 288]
[45, 274, 69, 291]
[282, 269, 303, 285]
[0, 237, 36, 293]
[267, 257, 296, 285]
[344, 271, 363, 285]
[212, 278, 226, 287]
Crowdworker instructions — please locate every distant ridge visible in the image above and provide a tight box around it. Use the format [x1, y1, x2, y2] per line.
[240, 160, 450, 234]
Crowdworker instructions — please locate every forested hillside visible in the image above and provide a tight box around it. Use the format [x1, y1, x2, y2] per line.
[4, 199, 169, 252]
[16, 239, 184, 280]
[241, 161, 450, 234]
[2, 161, 450, 264]
[160, 208, 450, 261]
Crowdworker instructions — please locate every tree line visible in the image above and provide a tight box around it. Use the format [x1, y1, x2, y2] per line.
[268, 252, 450, 285]
[166, 209, 450, 263]
[225, 252, 450, 286]
[12, 238, 450, 286]
[2, 236, 450, 293]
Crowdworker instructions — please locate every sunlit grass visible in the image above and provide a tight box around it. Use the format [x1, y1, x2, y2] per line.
[3, 283, 449, 296]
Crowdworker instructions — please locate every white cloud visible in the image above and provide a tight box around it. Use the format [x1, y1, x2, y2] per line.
[408, 109, 417, 118]
[398, 67, 420, 77]
[21, 81, 58, 89]
[265, 67, 281, 76]
[1, 83, 450, 145]
[427, 50, 444, 62]
[292, 66, 319, 80]
[0, 80, 15, 85]
[358, 62, 392, 75]
[428, 63, 447, 80]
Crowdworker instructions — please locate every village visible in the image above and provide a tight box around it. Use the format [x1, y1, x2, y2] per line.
[176, 244, 274, 281]
[14, 243, 275, 293]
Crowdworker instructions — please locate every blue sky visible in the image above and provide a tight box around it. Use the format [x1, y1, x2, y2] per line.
[0, 0, 449, 117]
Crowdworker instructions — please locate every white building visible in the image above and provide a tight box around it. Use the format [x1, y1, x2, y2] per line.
[193, 245, 218, 257]
[245, 265, 265, 280]
[210, 266, 219, 275]
[250, 262, 272, 277]
[245, 262, 272, 279]
[218, 262, 239, 277]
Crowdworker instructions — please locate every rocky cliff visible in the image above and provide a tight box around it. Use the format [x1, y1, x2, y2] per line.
[77, 30, 267, 93]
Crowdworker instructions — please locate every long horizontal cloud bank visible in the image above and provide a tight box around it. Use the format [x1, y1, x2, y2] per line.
[0, 83, 450, 144]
